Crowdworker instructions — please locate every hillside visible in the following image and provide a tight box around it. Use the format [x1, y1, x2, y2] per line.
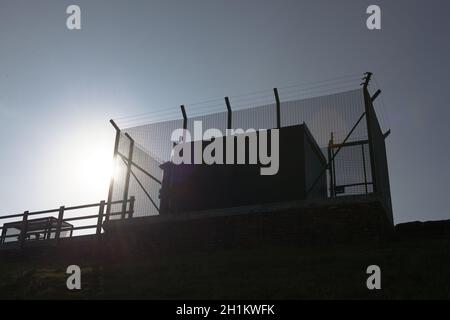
[1, 213, 450, 299]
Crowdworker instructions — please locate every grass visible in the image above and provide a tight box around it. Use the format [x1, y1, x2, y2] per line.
[1, 235, 450, 299]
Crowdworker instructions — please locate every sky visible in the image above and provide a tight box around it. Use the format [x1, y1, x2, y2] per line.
[0, 0, 449, 224]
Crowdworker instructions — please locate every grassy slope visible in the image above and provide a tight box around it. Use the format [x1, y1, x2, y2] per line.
[1, 235, 450, 299]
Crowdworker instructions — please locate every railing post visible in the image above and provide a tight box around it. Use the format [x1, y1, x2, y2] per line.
[55, 206, 65, 241]
[19, 211, 29, 249]
[44, 218, 51, 240]
[97, 200, 106, 236]
[0, 227, 6, 245]
[128, 196, 135, 219]
[105, 202, 111, 222]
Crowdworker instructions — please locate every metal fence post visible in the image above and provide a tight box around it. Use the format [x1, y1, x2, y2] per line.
[180, 105, 187, 130]
[361, 143, 368, 194]
[225, 97, 232, 130]
[106, 120, 121, 222]
[274, 88, 281, 129]
[362, 72, 378, 193]
[180, 105, 188, 147]
[96, 200, 106, 236]
[19, 211, 29, 249]
[55, 206, 65, 241]
[327, 134, 334, 198]
[122, 133, 134, 219]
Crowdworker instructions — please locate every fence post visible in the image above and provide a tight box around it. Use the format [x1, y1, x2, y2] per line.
[225, 97, 232, 130]
[180, 105, 187, 130]
[122, 133, 134, 219]
[361, 143, 368, 194]
[97, 200, 106, 237]
[128, 196, 135, 219]
[55, 206, 65, 242]
[327, 133, 334, 198]
[19, 211, 29, 249]
[274, 88, 281, 129]
[362, 72, 378, 193]
[106, 120, 121, 222]
[180, 105, 188, 147]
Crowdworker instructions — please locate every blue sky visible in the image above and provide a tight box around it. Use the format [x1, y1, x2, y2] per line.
[1, 0, 449, 224]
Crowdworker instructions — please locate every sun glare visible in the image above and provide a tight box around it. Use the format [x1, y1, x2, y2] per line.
[56, 134, 115, 202]
[76, 147, 113, 193]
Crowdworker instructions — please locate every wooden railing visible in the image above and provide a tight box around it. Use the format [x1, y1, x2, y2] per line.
[0, 197, 135, 248]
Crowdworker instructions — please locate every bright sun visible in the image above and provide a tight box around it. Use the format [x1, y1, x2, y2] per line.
[43, 123, 118, 207]
[76, 147, 113, 192]
[56, 137, 114, 202]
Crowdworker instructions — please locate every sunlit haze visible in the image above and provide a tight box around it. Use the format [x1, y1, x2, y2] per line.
[1, 0, 450, 224]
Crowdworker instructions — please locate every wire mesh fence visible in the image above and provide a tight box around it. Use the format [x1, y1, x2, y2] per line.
[108, 74, 392, 222]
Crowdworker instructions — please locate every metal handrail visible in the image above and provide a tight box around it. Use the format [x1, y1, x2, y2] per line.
[0, 199, 129, 221]
[0, 197, 135, 247]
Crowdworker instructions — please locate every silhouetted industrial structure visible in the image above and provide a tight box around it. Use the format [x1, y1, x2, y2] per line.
[106, 72, 393, 224]
[0, 72, 394, 249]
[159, 124, 327, 214]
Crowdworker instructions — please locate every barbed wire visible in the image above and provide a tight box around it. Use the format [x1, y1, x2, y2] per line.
[113, 73, 364, 128]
